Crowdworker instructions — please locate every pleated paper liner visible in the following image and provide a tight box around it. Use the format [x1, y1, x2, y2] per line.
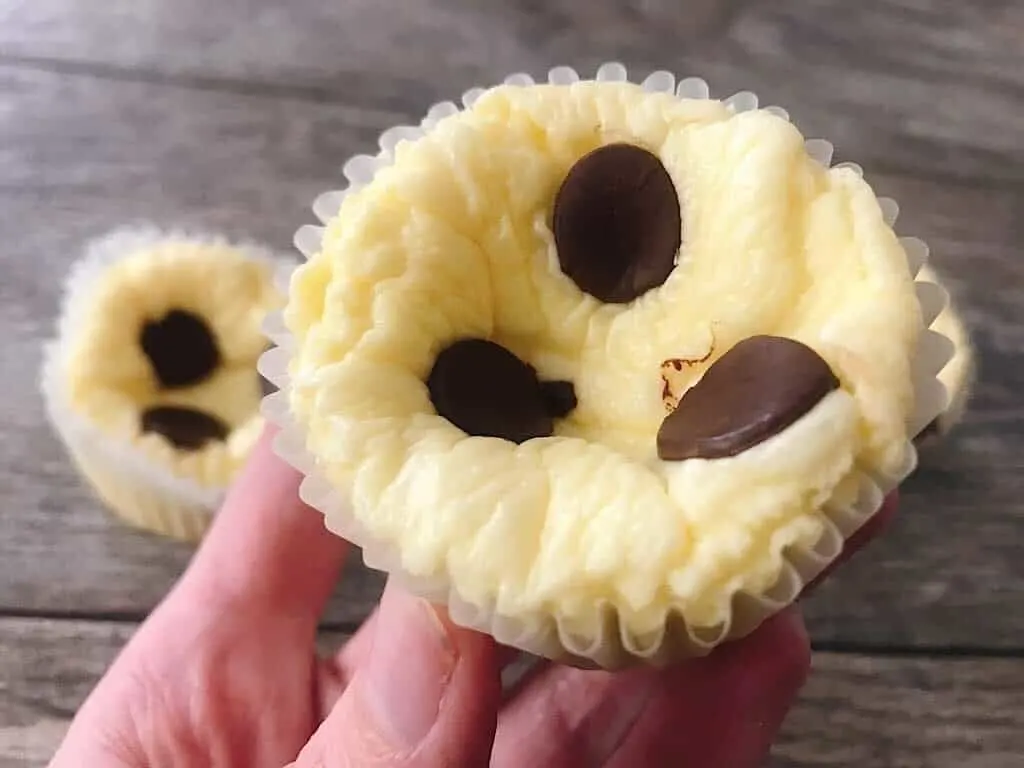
[914, 264, 975, 446]
[260, 63, 954, 668]
[41, 225, 290, 544]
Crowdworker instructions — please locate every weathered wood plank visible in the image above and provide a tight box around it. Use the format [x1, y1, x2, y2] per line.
[1, 0, 1023, 184]
[0, 67, 1021, 647]
[772, 652, 1024, 768]
[0, 617, 1020, 767]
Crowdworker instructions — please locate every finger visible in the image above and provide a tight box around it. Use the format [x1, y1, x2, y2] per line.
[291, 580, 501, 768]
[317, 611, 530, 718]
[178, 425, 349, 629]
[334, 607, 379, 672]
[315, 608, 379, 717]
[493, 608, 810, 768]
[607, 608, 810, 768]
[803, 490, 898, 597]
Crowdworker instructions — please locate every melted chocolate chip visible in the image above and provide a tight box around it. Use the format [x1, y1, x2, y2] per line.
[427, 339, 576, 443]
[657, 336, 840, 461]
[553, 143, 682, 304]
[540, 380, 578, 419]
[141, 405, 229, 450]
[140, 309, 220, 389]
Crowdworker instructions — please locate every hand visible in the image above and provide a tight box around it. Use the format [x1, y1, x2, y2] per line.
[50, 429, 895, 767]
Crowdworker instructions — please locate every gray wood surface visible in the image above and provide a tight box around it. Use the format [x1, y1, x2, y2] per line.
[1, 0, 1022, 764]
[3, 0, 1023, 185]
[1, 617, 1021, 768]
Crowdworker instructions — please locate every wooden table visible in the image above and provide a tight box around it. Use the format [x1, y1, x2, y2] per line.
[1, 1, 1022, 765]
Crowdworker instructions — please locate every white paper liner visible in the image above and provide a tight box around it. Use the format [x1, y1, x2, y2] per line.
[41, 225, 294, 543]
[261, 64, 955, 668]
[913, 264, 975, 445]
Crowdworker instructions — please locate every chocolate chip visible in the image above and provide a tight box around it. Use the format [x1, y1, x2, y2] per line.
[553, 143, 681, 304]
[657, 336, 840, 461]
[427, 339, 575, 443]
[140, 309, 221, 389]
[141, 405, 229, 450]
[540, 380, 578, 419]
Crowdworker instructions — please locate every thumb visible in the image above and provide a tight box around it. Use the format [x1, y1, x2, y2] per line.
[290, 580, 501, 768]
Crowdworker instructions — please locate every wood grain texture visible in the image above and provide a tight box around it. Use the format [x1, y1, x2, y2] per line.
[0, 61, 1022, 646]
[2, 0, 1023, 185]
[772, 651, 1024, 768]
[0, 617, 1021, 767]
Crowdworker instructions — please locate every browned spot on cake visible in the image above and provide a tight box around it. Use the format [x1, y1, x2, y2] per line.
[660, 341, 715, 411]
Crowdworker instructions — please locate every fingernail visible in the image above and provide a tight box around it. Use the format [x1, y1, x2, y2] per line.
[362, 585, 457, 749]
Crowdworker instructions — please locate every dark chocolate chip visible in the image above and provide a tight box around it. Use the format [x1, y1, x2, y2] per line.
[553, 143, 681, 304]
[427, 339, 575, 444]
[540, 380, 578, 419]
[140, 309, 221, 389]
[141, 405, 229, 450]
[657, 335, 840, 461]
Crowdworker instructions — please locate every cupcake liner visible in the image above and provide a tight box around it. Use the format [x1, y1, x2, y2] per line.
[262, 63, 954, 668]
[41, 225, 292, 543]
[914, 264, 975, 444]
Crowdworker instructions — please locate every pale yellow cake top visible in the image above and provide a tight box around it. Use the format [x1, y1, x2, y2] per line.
[285, 81, 925, 637]
[59, 235, 282, 489]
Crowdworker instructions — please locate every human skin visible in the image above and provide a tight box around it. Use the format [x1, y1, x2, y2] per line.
[49, 428, 895, 767]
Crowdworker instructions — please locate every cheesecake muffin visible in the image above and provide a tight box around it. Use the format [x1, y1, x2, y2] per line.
[42, 227, 285, 542]
[263, 64, 952, 667]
